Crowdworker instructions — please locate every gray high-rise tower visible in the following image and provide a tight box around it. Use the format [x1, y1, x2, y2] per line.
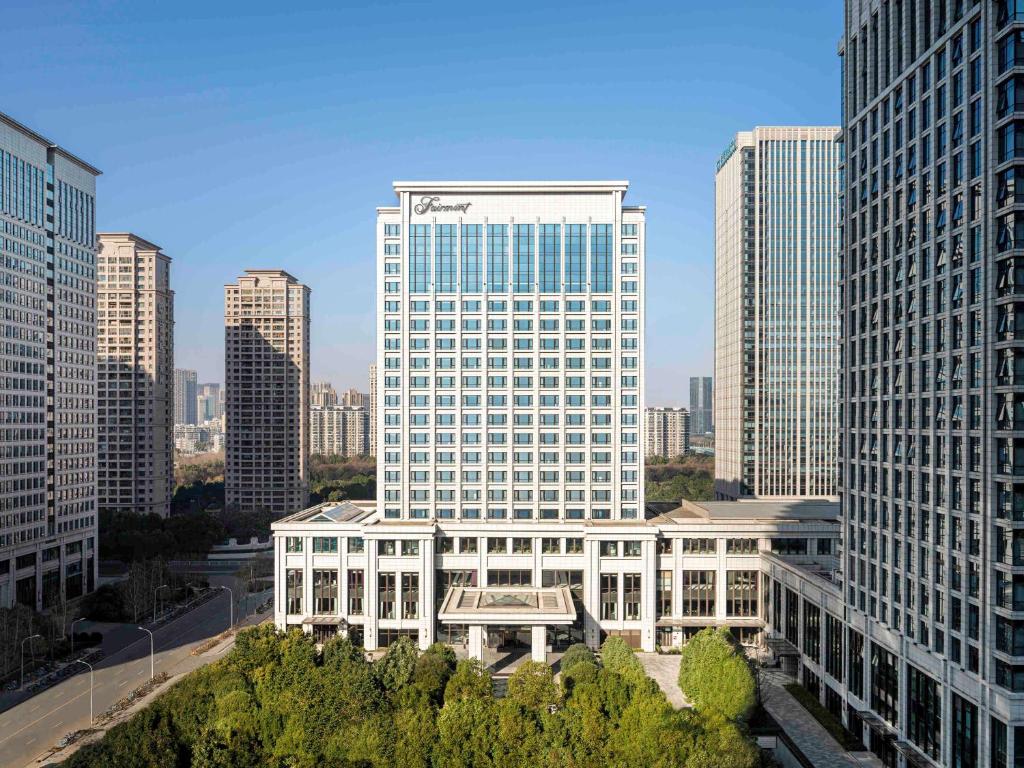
[0, 113, 100, 609]
[688, 376, 714, 436]
[836, 4, 1018, 766]
[174, 368, 198, 425]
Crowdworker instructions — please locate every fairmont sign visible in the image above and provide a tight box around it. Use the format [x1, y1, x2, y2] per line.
[413, 196, 472, 215]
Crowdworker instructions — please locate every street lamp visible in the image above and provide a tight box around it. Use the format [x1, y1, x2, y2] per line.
[20, 634, 41, 690]
[75, 659, 95, 724]
[70, 617, 87, 655]
[137, 626, 154, 680]
[220, 585, 234, 629]
[154, 584, 169, 622]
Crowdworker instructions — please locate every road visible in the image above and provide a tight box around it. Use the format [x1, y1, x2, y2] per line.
[0, 589, 249, 768]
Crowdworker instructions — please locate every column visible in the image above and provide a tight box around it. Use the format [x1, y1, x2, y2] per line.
[531, 625, 547, 663]
[468, 624, 484, 660]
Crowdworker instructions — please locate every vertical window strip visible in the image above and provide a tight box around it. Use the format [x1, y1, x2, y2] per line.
[409, 224, 431, 293]
[513, 224, 534, 292]
[565, 224, 587, 292]
[487, 224, 508, 292]
[435, 224, 456, 293]
[461, 224, 482, 293]
[591, 224, 612, 292]
[539, 224, 561, 292]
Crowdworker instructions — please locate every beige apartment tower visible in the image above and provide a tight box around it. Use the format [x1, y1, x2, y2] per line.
[645, 406, 690, 460]
[96, 233, 175, 517]
[224, 270, 310, 516]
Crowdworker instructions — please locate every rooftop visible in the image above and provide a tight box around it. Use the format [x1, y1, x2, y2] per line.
[0, 111, 102, 176]
[651, 499, 840, 524]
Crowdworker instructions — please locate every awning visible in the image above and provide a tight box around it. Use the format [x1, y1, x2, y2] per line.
[894, 741, 937, 768]
[438, 586, 577, 625]
[857, 710, 898, 738]
[765, 636, 801, 657]
[302, 616, 348, 626]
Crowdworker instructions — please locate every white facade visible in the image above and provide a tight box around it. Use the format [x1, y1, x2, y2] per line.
[376, 181, 645, 523]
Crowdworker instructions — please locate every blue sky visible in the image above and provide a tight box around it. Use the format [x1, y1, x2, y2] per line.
[3, 0, 841, 405]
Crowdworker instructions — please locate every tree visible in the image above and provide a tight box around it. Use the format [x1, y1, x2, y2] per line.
[599, 636, 643, 677]
[506, 661, 559, 711]
[433, 697, 497, 768]
[677, 628, 755, 721]
[444, 658, 493, 703]
[375, 635, 419, 695]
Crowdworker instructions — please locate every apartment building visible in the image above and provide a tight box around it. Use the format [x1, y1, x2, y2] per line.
[310, 405, 370, 457]
[96, 233, 174, 517]
[174, 368, 197, 425]
[645, 406, 691, 459]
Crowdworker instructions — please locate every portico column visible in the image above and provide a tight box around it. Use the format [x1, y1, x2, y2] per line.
[531, 625, 547, 663]
[468, 624, 484, 660]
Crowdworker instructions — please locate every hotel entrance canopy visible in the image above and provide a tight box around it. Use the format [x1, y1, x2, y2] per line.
[437, 587, 577, 625]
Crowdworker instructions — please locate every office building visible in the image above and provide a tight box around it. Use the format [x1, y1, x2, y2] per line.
[689, 376, 714, 436]
[369, 363, 377, 456]
[197, 382, 222, 422]
[714, 126, 840, 501]
[645, 406, 691, 459]
[96, 233, 174, 518]
[174, 368, 198, 425]
[310, 405, 370, 457]
[0, 113, 100, 610]
[311, 381, 338, 408]
[224, 269, 310, 517]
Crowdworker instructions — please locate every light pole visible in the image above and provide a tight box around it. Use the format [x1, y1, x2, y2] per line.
[137, 627, 154, 680]
[20, 634, 41, 690]
[70, 617, 87, 655]
[220, 585, 234, 629]
[154, 584, 169, 622]
[75, 659, 94, 724]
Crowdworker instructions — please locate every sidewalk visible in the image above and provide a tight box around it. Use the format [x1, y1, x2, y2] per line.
[760, 670, 879, 768]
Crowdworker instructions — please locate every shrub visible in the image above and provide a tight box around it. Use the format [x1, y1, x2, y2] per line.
[677, 628, 755, 721]
[559, 642, 596, 674]
[600, 636, 643, 676]
[560, 659, 599, 695]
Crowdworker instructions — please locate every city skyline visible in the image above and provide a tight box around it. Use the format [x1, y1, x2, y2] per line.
[0, 1, 842, 404]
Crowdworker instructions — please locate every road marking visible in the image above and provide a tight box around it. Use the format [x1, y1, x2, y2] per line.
[25, 737, 36, 745]
[29, 704, 40, 713]
[118, 679, 128, 688]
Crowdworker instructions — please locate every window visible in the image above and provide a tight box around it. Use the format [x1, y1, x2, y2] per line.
[726, 570, 759, 616]
[565, 224, 586, 292]
[566, 537, 584, 554]
[487, 569, 532, 586]
[348, 570, 364, 614]
[623, 574, 641, 620]
[401, 540, 420, 557]
[285, 537, 303, 553]
[286, 569, 303, 614]
[313, 570, 337, 614]
[599, 541, 618, 557]
[679, 538, 716, 554]
[727, 538, 758, 554]
[601, 574, 618, 620]
[512, 537, 533, 554]
[312, 537, 338, 554]
[656, 571, 672, 618]
[539, 224, 560, 292]
[488, 537, 507, 553]
[379, 572, 396, 619]
[623, 541, 641, 557]
[348, 537, 364, 553]
[402, 573, 419, 619]
[680, 570, 715, 616]
[906, 665, 942, 761]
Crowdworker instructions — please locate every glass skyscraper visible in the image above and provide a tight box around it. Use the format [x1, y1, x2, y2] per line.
[714, 127, 840, 501]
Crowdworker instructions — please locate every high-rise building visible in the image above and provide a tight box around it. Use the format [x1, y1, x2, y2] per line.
[197, 382, 222, 422]
[688, 376, 714, 436]
[272, 180, 847, 661]
[645, 407, 690, 459]
[714, 127, 840, 501]
[340, 387, 369, 408]
[174, 368, 198, 425]
[310, 405, 370, 457]
[224, 270, 310, 517]
[96, 233, 174, 518]
[311, 381, 338, 408]
[0, 112, 100, 610]
[827, 5, 1014, 765]
[368, 362, 377, 457]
